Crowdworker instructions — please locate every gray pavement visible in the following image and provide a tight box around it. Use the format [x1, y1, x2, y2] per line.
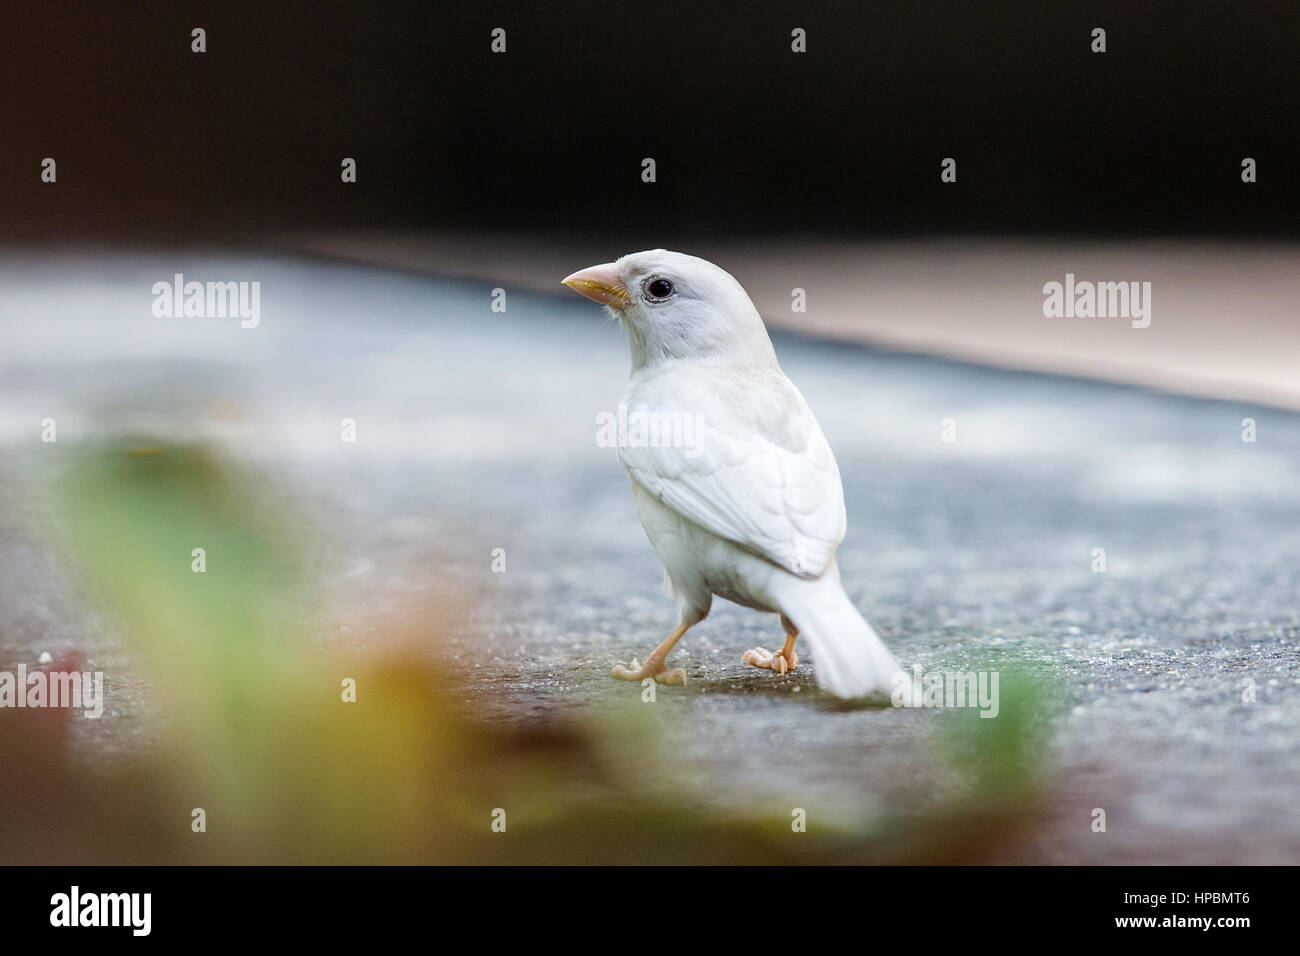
[2, 249, 1298, 862]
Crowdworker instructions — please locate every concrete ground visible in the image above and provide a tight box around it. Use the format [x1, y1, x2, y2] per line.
[2, 248, 1298, 863]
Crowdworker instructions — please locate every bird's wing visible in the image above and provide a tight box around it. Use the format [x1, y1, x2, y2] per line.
[618, 371, 846, 578]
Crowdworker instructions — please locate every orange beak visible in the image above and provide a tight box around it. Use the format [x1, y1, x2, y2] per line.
[561, 263, 630, 310]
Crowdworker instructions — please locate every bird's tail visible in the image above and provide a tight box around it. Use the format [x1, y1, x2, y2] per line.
[777, 572, 900, 699]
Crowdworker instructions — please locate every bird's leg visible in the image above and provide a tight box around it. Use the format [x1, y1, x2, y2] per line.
[743, 630, 799, 675]
[613, 622, 690, 686]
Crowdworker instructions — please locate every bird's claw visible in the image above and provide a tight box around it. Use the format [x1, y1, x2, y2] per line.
[612, 657, 688, 686]
[742, 646, 798, 675]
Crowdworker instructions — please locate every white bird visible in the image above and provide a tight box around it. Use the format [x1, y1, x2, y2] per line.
[562, 250, 900, 698]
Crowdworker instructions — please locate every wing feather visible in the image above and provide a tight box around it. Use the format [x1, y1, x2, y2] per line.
[617, 373, 846, 578]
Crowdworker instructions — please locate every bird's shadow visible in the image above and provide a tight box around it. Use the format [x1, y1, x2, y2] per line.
[686, 671, 894, 712]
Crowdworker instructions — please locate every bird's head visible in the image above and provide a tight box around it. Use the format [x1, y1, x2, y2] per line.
[562, 249, 776, 371]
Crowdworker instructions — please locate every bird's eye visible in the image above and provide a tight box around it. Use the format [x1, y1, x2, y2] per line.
[644, 278, 675, 301]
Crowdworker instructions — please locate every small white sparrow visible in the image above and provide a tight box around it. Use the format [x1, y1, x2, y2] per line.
[563, 250, 899, 697]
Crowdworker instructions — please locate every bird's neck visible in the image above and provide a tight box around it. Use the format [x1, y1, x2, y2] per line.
[621, 315, 778, 375]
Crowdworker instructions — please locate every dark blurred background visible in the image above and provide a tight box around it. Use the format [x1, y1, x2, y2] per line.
[3, 0, 1297, 244]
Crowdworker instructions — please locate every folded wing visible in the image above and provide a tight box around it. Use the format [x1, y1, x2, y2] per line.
[618, 380, 846, 579]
